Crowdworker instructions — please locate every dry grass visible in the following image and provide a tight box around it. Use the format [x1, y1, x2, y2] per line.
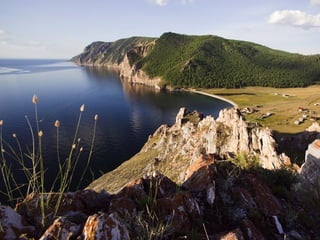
[202, 85, 320, 133]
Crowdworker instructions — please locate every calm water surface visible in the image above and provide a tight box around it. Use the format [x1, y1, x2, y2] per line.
[0, 59, 231, 191]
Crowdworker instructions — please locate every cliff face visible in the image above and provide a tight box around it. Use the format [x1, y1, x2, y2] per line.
[2, 108, 320, 239]
[72, 37, 163, 89]
[88, 107, 287, 194]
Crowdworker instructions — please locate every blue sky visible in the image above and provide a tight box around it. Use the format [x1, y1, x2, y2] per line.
[0, 0, 319, 59]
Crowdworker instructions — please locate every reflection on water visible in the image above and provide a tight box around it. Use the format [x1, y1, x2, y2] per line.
[0, 60, 232, 197]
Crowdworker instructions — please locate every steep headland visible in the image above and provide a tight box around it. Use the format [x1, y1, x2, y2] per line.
[4, 108, 320, 239]
[72, 32, 320, 89]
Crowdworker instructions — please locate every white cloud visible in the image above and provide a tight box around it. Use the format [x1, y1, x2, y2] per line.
[181, 0, 194, 4]
[268, 10, 320, 29]
[311, 0, 320, 5]
[147, 0, 194, 6]
[148, 0, 168, 6]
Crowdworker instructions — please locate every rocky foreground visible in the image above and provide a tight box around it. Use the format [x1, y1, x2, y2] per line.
[1, 108, 320, 239]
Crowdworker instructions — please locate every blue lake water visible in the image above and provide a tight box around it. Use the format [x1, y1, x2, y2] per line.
[0, 59, 232, 194]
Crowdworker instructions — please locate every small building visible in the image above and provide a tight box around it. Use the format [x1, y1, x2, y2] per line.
[298, 107, 308, 112]
[300, 139, 320, 184]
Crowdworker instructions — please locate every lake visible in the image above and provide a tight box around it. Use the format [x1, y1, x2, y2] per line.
[0, 59, 232, 195]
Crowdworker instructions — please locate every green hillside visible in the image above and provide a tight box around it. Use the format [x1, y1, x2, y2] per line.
[72, 32, 320, 88]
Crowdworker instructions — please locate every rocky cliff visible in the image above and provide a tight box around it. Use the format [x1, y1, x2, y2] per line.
[71, 37, 163, 89]
[1, 108, 320, 239]
[87, 107, 288, 194]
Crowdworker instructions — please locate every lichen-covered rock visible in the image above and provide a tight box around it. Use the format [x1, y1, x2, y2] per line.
[245, 174, 282, 216]
[142, 108, 285, 183]
[39, 217, 81, 240]
[82, 213, 129, 240]
[15, 189, 109, 229]
[0, 205, 35, 240]
[156, 191, 200, 233]
[300, 139, 320, 185]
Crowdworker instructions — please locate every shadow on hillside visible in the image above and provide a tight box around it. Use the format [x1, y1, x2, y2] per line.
[273, 130, 320, 166]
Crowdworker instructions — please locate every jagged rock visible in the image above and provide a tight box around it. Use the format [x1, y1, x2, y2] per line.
[156, 191, 200, 233]
[8, 107, 318, 239]
[118, 171, 177, 201]
[300, 139, 320, 185]
[118, 52, 162, 89]
[0, 205, 35, 240]
[150, 108, 284, 181]
[16, 189, 109, 228]
[182, 154, 216, 205]
[81, 213, 129, 240]
[245, 174, 282, 216]
[39, 217, 81, 240]
[88, 107, 287, 194]
[108, 197, 136, 218]
[72, 39, 163, 90]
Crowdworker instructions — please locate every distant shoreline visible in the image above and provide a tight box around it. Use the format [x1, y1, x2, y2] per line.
[189, 89, 238, 108]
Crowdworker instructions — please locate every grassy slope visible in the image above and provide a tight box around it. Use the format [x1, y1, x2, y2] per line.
[141, 32, 320, 88]
[204, 85, 320, 133]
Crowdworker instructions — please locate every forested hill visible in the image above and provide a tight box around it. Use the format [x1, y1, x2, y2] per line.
[72, 32, 320, 88]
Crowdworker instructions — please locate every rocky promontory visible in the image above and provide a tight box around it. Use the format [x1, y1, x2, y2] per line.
[71, 38, 164, 90]
[1, 108, 320, 239]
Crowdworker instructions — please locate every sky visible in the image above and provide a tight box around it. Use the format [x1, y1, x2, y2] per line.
[0, 0, 320, 59]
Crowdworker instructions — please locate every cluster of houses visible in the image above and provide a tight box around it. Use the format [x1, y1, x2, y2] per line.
[294, 107, 319, 125]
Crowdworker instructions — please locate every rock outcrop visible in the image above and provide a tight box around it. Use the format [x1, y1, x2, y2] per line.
[2, 159, 317, 239]
[1, 108, 319, 239]
[148, 107, 285, 176]
[300, 139, 320, 186]
[88, 107, 287, 194]
[71, 38, 163, 90]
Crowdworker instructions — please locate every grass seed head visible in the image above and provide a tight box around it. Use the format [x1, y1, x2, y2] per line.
[80, 104, 85, 112]
[54, 120, 60, 128]
[32, 94, 39, 104]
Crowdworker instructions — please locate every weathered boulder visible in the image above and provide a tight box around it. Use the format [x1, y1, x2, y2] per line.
[81, 212, 129, 240]
[0, 205, 35, 239]
[156, 191, 200, 233]
[300, 139, 320, 186]
[15, 189, 110, 229]
[39, 217, 81, 240]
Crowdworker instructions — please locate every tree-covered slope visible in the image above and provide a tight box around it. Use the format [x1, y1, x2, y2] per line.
[141, 32, 320, 88]
[72, 32, 320, 88]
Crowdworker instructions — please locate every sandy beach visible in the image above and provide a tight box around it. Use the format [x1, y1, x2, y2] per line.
[190, 89, 238, 108]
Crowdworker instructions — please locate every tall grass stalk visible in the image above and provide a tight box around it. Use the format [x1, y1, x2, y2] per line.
[0, 95, 98, 227]
[77, 114, 98, 189]
[0, 120, 17, 202]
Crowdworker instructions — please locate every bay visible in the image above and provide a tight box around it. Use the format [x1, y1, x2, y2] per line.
[0, 59, 232, 195]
